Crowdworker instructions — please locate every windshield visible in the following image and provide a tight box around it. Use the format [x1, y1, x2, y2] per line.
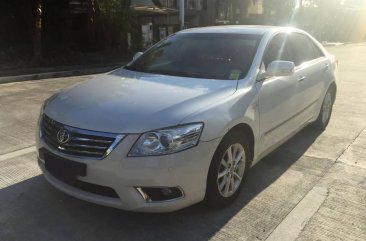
[125, 33, 262, 80]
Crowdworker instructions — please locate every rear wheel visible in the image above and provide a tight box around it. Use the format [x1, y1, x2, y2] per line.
[205, 132, 251, 208]
[313, 88, 334, 130]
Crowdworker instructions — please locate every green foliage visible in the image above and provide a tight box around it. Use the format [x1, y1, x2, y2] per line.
[216, 0, 252, 23]
[97, 0, 130, 17]
[91, 0, 133, 51]
[262, 0, 296, 25]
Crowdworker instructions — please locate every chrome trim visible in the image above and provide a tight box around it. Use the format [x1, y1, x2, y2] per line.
[136, 187, 152, 202]
[135, 187, 185, 203]
[103, 135, 124, 158]
[63, 143, 109, 150]
[57, 147, 105, 156]
[72, 137, 113, 144]
[41, 115, 125, 159]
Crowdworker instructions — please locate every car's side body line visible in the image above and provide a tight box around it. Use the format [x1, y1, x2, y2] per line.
[263, 98, 319, 137]
[254, 115, 314, 163]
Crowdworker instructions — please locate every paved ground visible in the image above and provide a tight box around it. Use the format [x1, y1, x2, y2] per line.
[0, 44, 365, 241]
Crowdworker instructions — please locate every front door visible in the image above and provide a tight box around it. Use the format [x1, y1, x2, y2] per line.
[256, 33, 301, 153]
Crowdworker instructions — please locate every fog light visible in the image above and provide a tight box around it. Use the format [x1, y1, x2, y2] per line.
[136, 187, 184, 202]
[161, 188, 173, 197]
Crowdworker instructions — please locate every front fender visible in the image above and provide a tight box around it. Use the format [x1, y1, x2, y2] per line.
[181, 86, 259, 144]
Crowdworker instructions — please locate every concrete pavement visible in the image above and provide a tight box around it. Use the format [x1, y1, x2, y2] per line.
[0, 44, 365, 241]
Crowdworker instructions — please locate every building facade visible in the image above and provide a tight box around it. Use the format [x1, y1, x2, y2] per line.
[130, 0, 264, 49]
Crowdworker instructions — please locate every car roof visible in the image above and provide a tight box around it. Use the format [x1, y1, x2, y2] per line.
[178, 25, 300, 36]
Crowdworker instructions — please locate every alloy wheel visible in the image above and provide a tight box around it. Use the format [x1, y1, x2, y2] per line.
[322, 92, 332, 125]
[217, 143, 246, 198]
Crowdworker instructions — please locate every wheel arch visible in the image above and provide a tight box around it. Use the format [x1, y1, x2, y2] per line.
[329, 81, 337, 104]
[226, 123, 255, 163]
[204, 122, 255, 206]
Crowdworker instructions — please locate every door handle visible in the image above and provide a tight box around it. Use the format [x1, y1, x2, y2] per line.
[324, 64, 330, 71]
[298, 76, 306, 82]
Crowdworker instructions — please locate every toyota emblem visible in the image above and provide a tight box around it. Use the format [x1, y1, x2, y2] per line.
[57, 129, 70, 144]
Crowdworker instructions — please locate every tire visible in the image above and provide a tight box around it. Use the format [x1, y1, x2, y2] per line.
[312, 87, 334, 130]
[205, 131, 252, 208]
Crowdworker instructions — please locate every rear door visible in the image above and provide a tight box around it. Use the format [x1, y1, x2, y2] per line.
[290, 33, 329, 121]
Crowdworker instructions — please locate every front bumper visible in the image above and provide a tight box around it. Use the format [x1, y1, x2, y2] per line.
[36, 132, 221, 212]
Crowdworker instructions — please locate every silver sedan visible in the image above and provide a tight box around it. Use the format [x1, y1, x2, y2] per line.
[36, 26, 337, 212]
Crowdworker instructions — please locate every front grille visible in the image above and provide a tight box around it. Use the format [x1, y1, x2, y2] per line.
[41, 115, 123, 159]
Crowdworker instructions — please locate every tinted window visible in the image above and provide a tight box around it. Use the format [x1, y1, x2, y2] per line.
[263, 33, 296, 68]
[311, 41, 324, 59]
[125, 33, 262, 80]
[290, 33, 323, 66]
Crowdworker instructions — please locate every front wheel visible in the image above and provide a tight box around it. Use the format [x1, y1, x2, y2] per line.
[205, 132, 251, 208]
[313, 88, 334, 130]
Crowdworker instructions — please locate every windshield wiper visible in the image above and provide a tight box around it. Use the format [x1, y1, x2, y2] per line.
[148, 69, 196, 78]
[124, 65, 145, 72]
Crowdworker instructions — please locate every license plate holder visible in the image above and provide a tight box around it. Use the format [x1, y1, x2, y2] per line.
[44, 150, 87, 181]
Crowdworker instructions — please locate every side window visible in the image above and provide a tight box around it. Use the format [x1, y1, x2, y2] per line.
[290, 33, 323, 66]
[263, 33, 296, 69]
[311, 41, 325, 59]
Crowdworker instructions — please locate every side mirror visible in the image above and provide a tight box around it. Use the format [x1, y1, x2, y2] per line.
[265, 61, 295, 78]
[133, 52, 143, 61]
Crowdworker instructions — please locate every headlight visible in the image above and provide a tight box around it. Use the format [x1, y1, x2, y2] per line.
[38, 94, 58, 129]
[129, 123, 204, 156]
[38, 100, 48, 125]
[39, 101, 46, 117]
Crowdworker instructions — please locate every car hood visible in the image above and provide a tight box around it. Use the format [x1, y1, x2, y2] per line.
[45, 69, 238, 133]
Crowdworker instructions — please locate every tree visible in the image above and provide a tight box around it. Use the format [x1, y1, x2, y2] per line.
[262, 0, 295, 25]
[215, 0, 252, 24]
[90, 0, 132, 51]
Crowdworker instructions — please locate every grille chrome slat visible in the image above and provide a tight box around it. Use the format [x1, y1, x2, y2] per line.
[72, 137, 113, 144]
[63, 143, 107, 150]
[42, 123, 56, 136]
[43, 130, 61, 148]
[58, 148, 105, 156]
[41, 115, 124, 159]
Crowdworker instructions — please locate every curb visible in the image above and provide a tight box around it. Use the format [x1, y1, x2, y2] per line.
[323, 42, 366, 48]
[0, 64, 123, 84]
[322, 42, 344, 47]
